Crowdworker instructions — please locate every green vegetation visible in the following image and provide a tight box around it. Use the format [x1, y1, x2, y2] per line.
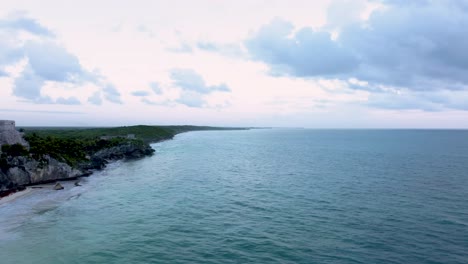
[1, 143, 29, 157]
[22, 125, 173, 143]
[13, 125, 248, 168]
[21, 125, 248, 143]
[1, 143, 29, 172]
[23, 133, 136, 167]
[0, 144, 29, 171]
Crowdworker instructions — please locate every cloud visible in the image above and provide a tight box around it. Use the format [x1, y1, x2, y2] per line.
[374, 0, 430, 6]
[20, 37, 121, 105]
[136, 24, 155, 38]
[170, 68, 231, 94]
[367, 90, 468, 111]
[141, 98, 157, 105]
[149, 82, 162, 94]
[197, 42, 217, 51]
[1, 14, 116, 106]
[0, 32, 24, 75]
[13, 65, 83, 105]
[102, 84, 122, 104]
[339, 1, 468, 91]
[196, 41, 245, 57]
[131, 90, 150, 96]
[24, 41, 91, 83]
[12, 64, 44, 100]
[11, 42, 96, 103]
[246, 2, 468, 92]
[13, 65, 84, 105]
[13, 65, 53, 104]
[176, 91, 205, 108]
[88, 91, 102, 105]
[141, 98, 173, 106]
[327, 0, 368, 29]
[0, 108, 84, 114]
[167, 42, 193, 53]
[55, 96, 81, 105]
[0, 15, 53, 36]
[1, 14, 54, 76]
[169, 69, 230, 108]
[367, 92, 441, 111]
[242, 1, 468, 111]
[245, 18, 358, 77]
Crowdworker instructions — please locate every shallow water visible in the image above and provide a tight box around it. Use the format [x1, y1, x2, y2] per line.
[1, 129, 468, 263]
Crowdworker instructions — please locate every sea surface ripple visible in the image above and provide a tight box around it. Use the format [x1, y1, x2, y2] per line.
[1, 129, 468, 263]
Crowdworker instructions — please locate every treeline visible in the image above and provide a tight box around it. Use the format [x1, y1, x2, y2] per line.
[26, 134, 149, 166]
[1, 135, 145, 168]
[23, 125, 176, 143]
[1, 125, 249, 169]
[21, 125, 248, 143]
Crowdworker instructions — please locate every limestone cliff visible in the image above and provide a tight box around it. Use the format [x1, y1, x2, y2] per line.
[2, 155, 82, 186]
[1, 141, 154, 197]
[78, 141, 155, 171]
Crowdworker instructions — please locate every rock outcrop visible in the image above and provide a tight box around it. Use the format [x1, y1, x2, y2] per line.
[53, 182, 64, 190]
[1, 141, 155, 197]
[0, 155, 81, 196]
[0, 170, 16, 195]
[78, 142, 154, 171]
[94, 142, 154, 160]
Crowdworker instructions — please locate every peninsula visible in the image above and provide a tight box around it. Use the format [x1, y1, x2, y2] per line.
[0, 120, 247, 197]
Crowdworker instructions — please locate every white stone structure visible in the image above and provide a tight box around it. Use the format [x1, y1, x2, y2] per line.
[0, 120, 15, 131]
[0, 120, 29, 148]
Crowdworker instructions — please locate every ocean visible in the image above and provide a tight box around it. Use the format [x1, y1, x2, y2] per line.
[0, 129, 467, 263]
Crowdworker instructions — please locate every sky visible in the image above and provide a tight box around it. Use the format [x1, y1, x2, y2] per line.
[1, 0, 468, 128]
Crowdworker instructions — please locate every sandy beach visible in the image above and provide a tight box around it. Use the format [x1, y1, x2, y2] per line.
[0, 187, 35, 206]
[0, 183, 62, 206]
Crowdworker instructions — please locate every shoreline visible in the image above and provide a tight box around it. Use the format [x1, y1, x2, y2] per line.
[0, 187, 35, 206]
[0, 144, 152, 205]
[0, 129, 233, 204]
[0, 139, 157, 200]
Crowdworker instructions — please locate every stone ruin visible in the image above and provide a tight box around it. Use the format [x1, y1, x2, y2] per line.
[0, 120, 29, 148]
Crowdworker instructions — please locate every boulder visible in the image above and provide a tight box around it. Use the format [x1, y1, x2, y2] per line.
[53, 182, 64, 190]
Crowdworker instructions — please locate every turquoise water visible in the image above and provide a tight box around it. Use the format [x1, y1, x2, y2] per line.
[1, 129, 468, 263]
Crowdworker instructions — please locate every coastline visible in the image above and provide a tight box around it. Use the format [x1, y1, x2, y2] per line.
[0, 187, 35, 206]
[0, 138, 156, 199]
[0, 153, 142, 204]
[1, 128, 247, 203]
[0, 139, 161, 203]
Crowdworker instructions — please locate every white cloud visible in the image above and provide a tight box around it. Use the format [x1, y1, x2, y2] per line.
[0, 1, 467, 127]
[88, 91, 102, 105]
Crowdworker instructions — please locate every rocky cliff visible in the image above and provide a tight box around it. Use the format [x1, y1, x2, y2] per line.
[78, 141, 155, 171]
[0, 142, 155, 197]
[0, 155, 82, 194]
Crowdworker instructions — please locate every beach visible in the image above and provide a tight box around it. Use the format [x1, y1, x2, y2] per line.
[0, 187, 35, 206]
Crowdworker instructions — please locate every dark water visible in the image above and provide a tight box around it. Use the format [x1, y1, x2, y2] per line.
[1, 129, 468, 263]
